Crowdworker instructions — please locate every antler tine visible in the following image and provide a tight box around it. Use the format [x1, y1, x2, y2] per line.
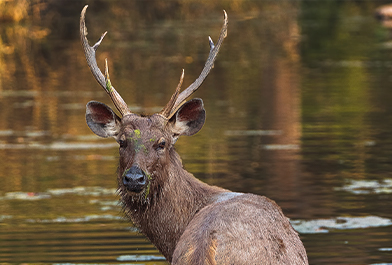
[80, 5, 131, 116]
[159, 69, 184, 118]
[165, 10, 228, 119]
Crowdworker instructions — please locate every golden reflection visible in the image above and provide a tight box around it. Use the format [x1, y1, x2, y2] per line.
[0, 0, 28, 22]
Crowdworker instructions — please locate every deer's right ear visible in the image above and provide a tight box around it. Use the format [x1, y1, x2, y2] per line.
[86, 101, 121, 138]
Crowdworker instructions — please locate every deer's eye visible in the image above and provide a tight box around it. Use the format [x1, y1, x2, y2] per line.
[156, 138, 166, 151]
[118, 139, 127, 148]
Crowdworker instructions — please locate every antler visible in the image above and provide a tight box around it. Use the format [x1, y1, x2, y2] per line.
[80, 5, 131, 116]
[160, 10, 228, 119]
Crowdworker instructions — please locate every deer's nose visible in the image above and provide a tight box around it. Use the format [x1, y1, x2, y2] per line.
[122, 165, 147, 193]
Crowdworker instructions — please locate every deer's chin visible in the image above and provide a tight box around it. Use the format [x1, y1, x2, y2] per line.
[120, 182, 150, 196]
[123, 184, 146, 194]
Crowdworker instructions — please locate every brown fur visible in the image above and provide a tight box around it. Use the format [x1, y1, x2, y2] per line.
[83, 7, 307, 262]
[86, 98, 308, 264]
[172, 194, 307, 264]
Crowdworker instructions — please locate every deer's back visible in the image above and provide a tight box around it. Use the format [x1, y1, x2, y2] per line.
[172, 193, 308, 265]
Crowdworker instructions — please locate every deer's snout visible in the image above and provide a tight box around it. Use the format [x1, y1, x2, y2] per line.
[123, 166, 147, 193]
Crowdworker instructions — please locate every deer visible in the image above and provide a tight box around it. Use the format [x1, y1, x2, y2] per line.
[80, 5, 308, 265]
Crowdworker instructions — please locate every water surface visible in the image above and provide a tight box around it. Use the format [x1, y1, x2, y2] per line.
[1, 1, 392, 264]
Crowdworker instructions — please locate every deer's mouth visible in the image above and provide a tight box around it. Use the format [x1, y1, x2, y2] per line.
[122, 165, 148, 193]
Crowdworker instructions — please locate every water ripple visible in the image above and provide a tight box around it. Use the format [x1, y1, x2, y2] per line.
[292, 216, 392, 234]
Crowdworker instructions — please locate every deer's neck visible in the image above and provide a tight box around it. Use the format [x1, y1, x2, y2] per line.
[122, 151, 225, 261]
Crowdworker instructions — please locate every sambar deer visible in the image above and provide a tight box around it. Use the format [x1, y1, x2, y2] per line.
[80, 5, 308, 264]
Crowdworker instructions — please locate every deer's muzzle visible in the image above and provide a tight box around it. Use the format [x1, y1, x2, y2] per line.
[122, 165, 147, 193]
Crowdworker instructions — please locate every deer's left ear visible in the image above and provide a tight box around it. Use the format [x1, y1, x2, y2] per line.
[168, 98, 206, 141]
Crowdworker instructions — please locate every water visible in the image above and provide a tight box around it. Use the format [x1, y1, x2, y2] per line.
[1, 0, 392, 264]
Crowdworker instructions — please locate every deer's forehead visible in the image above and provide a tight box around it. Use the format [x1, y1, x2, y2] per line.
[121, 116, 166, 140]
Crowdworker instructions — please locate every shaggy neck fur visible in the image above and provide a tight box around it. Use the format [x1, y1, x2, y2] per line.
[119, 148, 225, 262]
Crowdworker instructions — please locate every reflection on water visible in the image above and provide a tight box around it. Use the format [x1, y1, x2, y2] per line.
[292, 216, 392, 234]
[1, 0, 392, 264]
